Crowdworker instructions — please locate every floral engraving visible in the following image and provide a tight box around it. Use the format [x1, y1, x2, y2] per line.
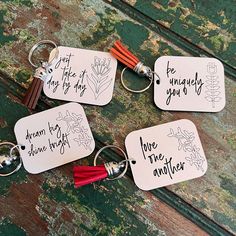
[86, 57, 112, 99]
[168, 127, 204, 171]
[57, 111, 92, 150]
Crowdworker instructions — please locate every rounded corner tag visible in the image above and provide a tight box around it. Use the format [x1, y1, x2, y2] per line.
[14, 102, 95, 174]
[154, 56, 225, 112]
[125, 119, 207, 190]
[44, 46, 117, 106]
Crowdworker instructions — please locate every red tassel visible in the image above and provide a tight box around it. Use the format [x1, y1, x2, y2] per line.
[110, 40, 140, 69]
[73, 165, 108, 188]
[73, 161, 124, 188]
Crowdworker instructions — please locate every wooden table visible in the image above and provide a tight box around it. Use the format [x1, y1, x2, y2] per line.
[0, 1, 235, 235]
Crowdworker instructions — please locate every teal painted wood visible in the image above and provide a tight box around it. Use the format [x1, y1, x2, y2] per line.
[0, 0, 235, 235]
[123, 0, 236, 70]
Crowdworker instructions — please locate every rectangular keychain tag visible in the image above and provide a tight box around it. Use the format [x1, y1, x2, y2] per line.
[14, 102, 95, 174]
[154, 56, 225, 112]
[44, 46, 117, 106]
[125, 119, 207, 190]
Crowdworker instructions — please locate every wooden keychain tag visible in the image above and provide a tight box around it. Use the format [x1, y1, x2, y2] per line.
[14, 102, 95, 174]
[110, 41, 225, 112]
[154, 56, 225, 112]
[125, 119, 207, 190]
[44, 46, 117, 106]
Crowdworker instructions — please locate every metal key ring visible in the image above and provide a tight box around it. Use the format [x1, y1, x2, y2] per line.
[0, 142, 22, 177]
[28, 40, 59, 68]
[94, 145, 129, 180]
[121, 67, 153, 93]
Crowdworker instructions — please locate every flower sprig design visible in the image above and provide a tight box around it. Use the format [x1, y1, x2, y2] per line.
[87, 57, 112, 99]
[56, 111, 92, 150]
[205, 62, 221, 108]
[168, 127, 204, 171]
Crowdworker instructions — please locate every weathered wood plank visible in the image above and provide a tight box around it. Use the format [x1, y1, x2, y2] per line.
[0, 86, 209, 236]
[122, 0, 236, 70]
[0, 0, 235, 235]
[0, 165, 209, 235]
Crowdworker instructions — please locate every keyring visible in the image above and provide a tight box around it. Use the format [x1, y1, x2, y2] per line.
[94, 145, 129, 180]
[28, 40, 59, 68]
[121, 67, 153, 93]
[0, 142, 22, 177]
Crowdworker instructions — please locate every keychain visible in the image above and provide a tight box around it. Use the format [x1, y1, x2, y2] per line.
[22, 40, 59, 109]
[22, 40, 117, 109]
[110, 41, 225, 112]
[73, 119, 208, 190]
[0, 103, 95, 175]
[74, 145, 130, 187]
[0, 142, 22, 176]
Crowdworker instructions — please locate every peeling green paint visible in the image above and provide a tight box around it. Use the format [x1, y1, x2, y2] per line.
[192, 197, 208, 209]
[0, 169, 28, 196]
[15, 69, 31, 84]
[0, 10, 17, 45]
[131, 0, 236, 67]
[208, 34, 225, 52]
[1, 0, 33, 7]
[0, 0, 235, 235]
[226, 133, 236, 150]
[0, 61, 7, 69]
[0, 86, 29, 141]
[0, 218, 26, 236]
[219, 174, 236, 196]
[213, 210, 236, 232]
[40, 179, 160, 236]
[100, 98, 127, 120]
[116, 21, 149, 54]
[94, 131, 113, 144]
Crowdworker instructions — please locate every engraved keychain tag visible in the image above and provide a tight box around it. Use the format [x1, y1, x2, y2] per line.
[110, 41, 225, 113]
[154, 56, 225, 112]
[125, 119, 207, 190]
[14, 102, 95, 174]
[44, 46, 117, 106]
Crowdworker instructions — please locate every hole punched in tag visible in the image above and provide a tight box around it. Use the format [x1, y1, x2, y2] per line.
[73, 145, 135, 188]
[22, 40, 59, 110]
[0, 142, 23, 177]
[110, 40, 160, 93]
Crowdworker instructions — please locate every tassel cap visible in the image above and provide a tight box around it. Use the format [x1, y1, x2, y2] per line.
[104, 161, 125, 177]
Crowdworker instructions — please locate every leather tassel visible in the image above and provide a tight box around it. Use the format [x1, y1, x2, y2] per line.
[22, 64, 48, 110]
[73, 165, 108, 187]
[110, 40, 140, 69]
[110, 40, 156, 82]
[73, 162, 124, 188]
[22, 76, 44, 110]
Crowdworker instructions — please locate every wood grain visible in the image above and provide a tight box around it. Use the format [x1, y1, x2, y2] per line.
[0, 0, 235, 235]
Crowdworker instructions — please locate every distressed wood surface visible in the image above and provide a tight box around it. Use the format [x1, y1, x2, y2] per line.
[122, 0, 236, 75]
[0, 0, 235, 235]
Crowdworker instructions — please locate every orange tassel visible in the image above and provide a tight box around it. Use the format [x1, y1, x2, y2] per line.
[110, 40, 160, 86]
[110, 40, 140, 69]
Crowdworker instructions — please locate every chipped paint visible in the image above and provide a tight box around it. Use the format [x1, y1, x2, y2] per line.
[128, 0, 236, 68]
[0, 218, 26, 236]
[0, 0, 235, 235]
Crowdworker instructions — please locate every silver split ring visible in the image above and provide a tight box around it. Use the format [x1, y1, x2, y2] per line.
[121, 67, 153, 93]
[94, 145, 128, 180]
[28, 40, 59, 68]
[0, 142, 22, 177]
